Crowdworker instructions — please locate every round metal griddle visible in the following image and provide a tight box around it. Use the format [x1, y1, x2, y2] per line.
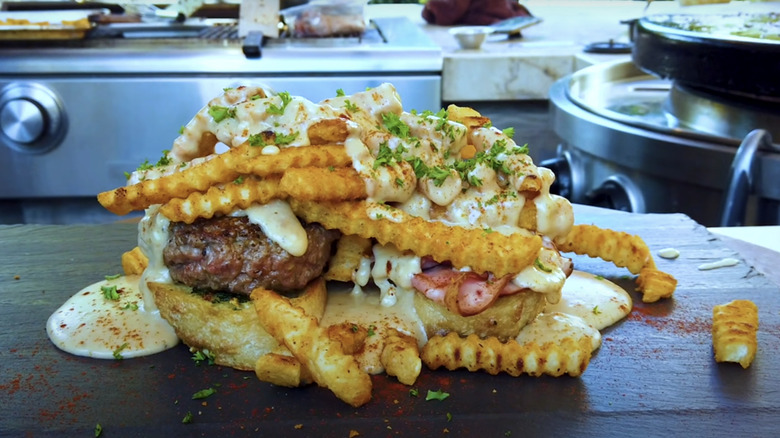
[632, 13, 780, 98]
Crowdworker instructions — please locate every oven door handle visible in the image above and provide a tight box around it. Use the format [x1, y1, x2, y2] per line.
[719, 129, 774, 227]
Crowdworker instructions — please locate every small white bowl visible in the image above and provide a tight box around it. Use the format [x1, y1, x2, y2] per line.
[449, 26, 494, 50]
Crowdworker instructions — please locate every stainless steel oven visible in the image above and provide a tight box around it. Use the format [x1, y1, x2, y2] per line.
[0, 13, 443, 223]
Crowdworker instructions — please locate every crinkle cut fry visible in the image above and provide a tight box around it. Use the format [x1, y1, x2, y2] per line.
[98, 143, 352, 216]
[158, 175, 283, 224]
[289, 200, 542, 278]
[324, 234, 373, 282]
[422, 332, 592, 377]
[381, 329, 422, 385]
[556, 224, 677, 302]
[250, 284, 372, 407]
[280, 166, 367, 201]
[235, 144, 352, 177]
[712, 299, 758, 369]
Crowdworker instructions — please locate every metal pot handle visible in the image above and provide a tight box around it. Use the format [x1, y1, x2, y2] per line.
[719, 129, 773, 227]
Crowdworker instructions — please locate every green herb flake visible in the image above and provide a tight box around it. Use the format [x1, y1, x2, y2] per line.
[425, 389, 450, 401]
[105, 274, 121, 280]
[113, 343, 129, 360]
[234, 175, 245, 185]
[266, 91, 292, 115]
[136, 159, 153, 172]
[593, 306, 602, 315]
[179, 125, 185, 134]
[351, 324, 359, 333]
[101, 285, 120, 301]
[502, 127, 515, 138]
[95, 423, 103, 437]
[409, 388, 419, 397]
[336, 88, 346, 97]
[182, 411, 194, 424]
[446, 412, 453, 422]
[595, 275, 605, 280]
[367, 324, 376, 337]
[192, 387, 217, 400]
[192, 350, 216, 366]
[208, 105, 236, 123]
[274, 131, 299, 145]
[123, 171, 131, 180]
[121, 302, 139, 311]
[248, 133, 267, 147]
[344, 99, 359, 112]
[381, 113, 412, 140]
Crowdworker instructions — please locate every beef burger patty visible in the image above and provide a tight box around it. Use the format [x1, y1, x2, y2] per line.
[163, 216, 340, 295]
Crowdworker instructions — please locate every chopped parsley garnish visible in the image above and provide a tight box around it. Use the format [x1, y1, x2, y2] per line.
[446, 412, 453, 422]
[266, 91, 292, 115]
[395, 177, 404, 187]
[248, 132, 267, 147]
[95, 423, 103, 437]
[136, 159, 153, 172]
[502, 127, 515, 138]
[121, 302, 138, 311]
[274, 131, 299, 145]
[534, 258, 553, 273]
[208, 105, 236, 123]
[192, 350, 216, 366]
[192, 388, 217, 400]
[382, 113, 411, 140]
[336, 88, 346, 97]
[105, 274, 121, 280]
[592, 306, 602, 315]
[179, 125, 185, 134]
[182, 411, 194, 424]
[155, 150, 172, 167]
[113, 343, 129, 360]
[101, 285, 120, 301]
[344, 99, 359, 112]
[351, 324, 359, 333]
[409, 388, 419, 397]
[425, 389, 450, 401]
[595, 275, 605, 280]
[233, 175, 245, 185]
[367, 324, 376, 337]
[373, 142, 407, 169]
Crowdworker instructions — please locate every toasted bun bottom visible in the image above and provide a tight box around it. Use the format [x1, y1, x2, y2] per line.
[148, 279, 327, 371]
[413, 290, 546, 341]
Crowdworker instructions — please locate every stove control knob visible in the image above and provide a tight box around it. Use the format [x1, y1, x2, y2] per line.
[0, 83, 66, 154]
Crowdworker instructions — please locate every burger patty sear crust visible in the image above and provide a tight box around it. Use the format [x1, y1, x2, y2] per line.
[164, 217, 340, 295]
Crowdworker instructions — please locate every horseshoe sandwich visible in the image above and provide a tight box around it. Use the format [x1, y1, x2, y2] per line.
[49, 84, 676, 408]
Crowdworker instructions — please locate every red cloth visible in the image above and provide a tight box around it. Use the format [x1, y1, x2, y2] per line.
[422, 0, 531, 26]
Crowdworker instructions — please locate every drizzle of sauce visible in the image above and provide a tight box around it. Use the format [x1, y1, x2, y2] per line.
[698, 257, 740, 271]
[46, 275, 178, 359]
[545, 270, 633, 330]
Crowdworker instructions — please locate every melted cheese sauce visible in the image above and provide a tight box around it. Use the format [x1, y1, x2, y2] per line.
[46, 275, 178, 359]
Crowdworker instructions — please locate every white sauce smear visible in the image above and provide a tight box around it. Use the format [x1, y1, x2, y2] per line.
[47, 275, 178, 359]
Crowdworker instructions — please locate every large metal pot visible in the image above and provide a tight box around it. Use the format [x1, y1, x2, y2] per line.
[546, 60, 780, 227]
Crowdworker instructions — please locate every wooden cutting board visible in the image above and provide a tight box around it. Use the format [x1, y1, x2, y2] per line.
[1, 205, 779, 436]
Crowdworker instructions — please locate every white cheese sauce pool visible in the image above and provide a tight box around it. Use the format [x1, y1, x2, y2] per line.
[46, 275, 178, 359]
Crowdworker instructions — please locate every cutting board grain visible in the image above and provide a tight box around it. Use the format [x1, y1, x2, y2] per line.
[1, 206, 779, 437]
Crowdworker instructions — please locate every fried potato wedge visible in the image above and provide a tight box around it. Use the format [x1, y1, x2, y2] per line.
[280, 166, 367, 201]
[422, 332, 592, 377]
[324, 234, 373, 282]
[121, 246, 148, 276]
[255, 352, 313, 387]
[251, 283, 372, 407]
[149, 278, 326, 371]
[712, 299, 758, 369]
[380, 329, 421, 385]
[290, 200, 542, 278]
[159, 175, 283, 224]
[307, 118, 351, 145]
[327, 322, 368, 355]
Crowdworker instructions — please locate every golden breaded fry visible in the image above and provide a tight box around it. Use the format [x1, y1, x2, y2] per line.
[121, 246, 148, 275]
[422, 332, 592, 377]
[556, 224, 655, 274]
[280, 167, 367, 201]
[235, 144, 352, 176]
[98, 144, 257, 215]
[251, 283, 372, 407]
[255, 352, 313, 387]
[380, 330, 421, 385]
[290, 200, 542, 278]
[636, 267, 677, 303]
[324, 234, 373, 282]
[307, 118, 350, 145]
[327, 322, 368, 355]
[713, 299, 758, 369]
[158, 175, 283, 224]
[446, 104, 491, 130]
